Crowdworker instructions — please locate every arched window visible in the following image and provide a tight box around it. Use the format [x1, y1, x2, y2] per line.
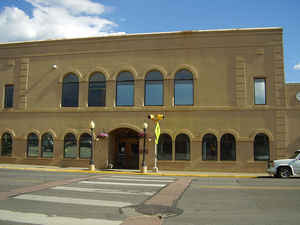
[174, 69, 193, 105]
[27, 133, 39, 157]
[254, 133, 270, 161]
[62, 74, 79, 107]
[1, 133, 12, 156]
[88, 73, 106, 107]
[158, 134, 172, 160]
[116, 72, 134, 106]
[41, 133, 54, 158]
[221, 134, 236, 161]
[202, 134, 217, 161]
[175, 134, 190, 160]
[79, 133, 92, 159]
[64, 133, 77, 158]
[145, 70, 163, 106]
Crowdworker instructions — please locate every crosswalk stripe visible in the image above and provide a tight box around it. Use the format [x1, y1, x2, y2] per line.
[14, 194, 132, 207]
[0, 209, 122, 225]
[52, 186, 155, 195]
[97, 177, 172, 183]
[111, 175, 175, 181]
[80, 181, 166, 187]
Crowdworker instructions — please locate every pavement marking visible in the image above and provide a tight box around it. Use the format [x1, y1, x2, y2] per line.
[97, 177, 173, 183]
[196, 185, 300, 190]
[14, 194, 132, 207]
[0, 209, 122, 225]
[110, 175, 175, 180]
[52, 186, 155, 196]
[80, 181, 166, 187]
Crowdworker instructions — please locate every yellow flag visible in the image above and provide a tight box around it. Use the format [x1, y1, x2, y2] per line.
[155, 122, 160, 144]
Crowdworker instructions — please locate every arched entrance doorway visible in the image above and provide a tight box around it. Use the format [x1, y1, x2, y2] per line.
[109, 128, 140, 169]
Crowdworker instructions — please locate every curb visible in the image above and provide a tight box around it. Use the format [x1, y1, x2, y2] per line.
[0, 166, 263, 178]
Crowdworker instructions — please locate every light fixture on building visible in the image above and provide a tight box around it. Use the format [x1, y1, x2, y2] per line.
[52, 64, 58, 69]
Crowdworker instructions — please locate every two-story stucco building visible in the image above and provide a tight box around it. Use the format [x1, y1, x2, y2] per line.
[1, 27, 300, 172]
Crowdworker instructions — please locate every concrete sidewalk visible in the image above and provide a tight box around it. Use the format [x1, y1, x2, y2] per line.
[0, 163, 270, 178]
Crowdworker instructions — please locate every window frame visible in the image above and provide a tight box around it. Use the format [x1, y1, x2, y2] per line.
[64, 133, 77, 159]
[41, 133, 54, 158]
[174, 69, 194, 106]
[254, 133, 270, 161]
[157, 133, 172, 160]
[61, 74, 79, 107]
[175, 133, 191, 161]
[220, 134, 236, 161]
[4, 84, 14, 108]
[116, 71, 135, 107]
[27, 133, 39, 157]
[254, 78, 267, 105]
[1, 132, 13, 156]
[202, 134, 218, 161]
[88, 73, 106, 107]
[144, 70, 164, 106]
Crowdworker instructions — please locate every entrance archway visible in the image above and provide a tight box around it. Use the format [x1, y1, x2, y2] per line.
[109, 128, 140, 169]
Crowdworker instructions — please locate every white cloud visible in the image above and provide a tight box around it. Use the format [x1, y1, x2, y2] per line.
[294, 63, 300, 70]
[0, 0, 124, 43]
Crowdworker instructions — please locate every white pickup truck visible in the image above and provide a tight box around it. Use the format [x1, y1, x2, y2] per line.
[267, 150, 300, 178]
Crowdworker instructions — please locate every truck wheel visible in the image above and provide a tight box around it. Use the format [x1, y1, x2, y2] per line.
[277, 167, 291, 178]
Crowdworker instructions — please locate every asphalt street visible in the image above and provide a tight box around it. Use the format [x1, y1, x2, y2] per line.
[0, 169, 299, 225]
[163, 177, 300, 225]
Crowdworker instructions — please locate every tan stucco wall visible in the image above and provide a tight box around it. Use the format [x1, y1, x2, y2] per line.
[0, 27, 295, 172]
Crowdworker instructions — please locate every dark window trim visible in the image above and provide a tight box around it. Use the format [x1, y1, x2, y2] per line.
[144, 75, 164, 106]
[254, 78, 267, 105]
[88, 73, 106, 107]
[61, 74, 79, 107]
[116, 72, 135, 107]
[27, 133, 39, 158]
[4, 84, 14, 108]
[174, 70, 194, 106]
[63, 133, 77, 159]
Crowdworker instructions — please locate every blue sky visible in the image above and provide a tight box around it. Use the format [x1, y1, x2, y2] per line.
[0, 0, 299, 83]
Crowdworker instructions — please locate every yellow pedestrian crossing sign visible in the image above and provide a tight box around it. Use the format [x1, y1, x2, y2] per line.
[155, 122, 160, 144]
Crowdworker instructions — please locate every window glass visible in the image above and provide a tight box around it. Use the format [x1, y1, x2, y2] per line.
[62, 74, 79, 107]
[41, 133, 53, 158]
[27, 133, 39, 157]
[145, 70, 163, 106]
[158, 134, 172, 160]
[254, 78, 266, 104]
[221, 134, 236, 161]
[202, 134, 217, 160]
[175, 134, 190, 160]
[4, 85, 14, 108]
[88, 73, 106, 107]
[254, 133, 269, 161]
[116, 72, 134, 106]
[1, 133, 12, 156]
[79, 133, 91, 159]
[64, 133, 77, 158]
[174, 69, 193, 105]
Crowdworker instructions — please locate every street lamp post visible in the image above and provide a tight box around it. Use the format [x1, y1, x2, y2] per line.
[89, 120, 95, 171]
[141, 122, 148, 173]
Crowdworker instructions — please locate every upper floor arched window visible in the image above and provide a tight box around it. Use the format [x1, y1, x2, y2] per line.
[116, 72, 134, 106]
[62, 74, 79, 107]
[158, 133, 172, 160]
[174, 69, 193, 105]
[27, 133, 39, 157]
[221, 134, 236, 161]
[1, 133, 12, 156]
[64, 133, 77, 158]
[41, 133, 54, 158]
[145, 70, 163, 106]
[254, 133, 269, 161]
[175, 133, 190, 160]
[88, 73, 106, 107]
[202, 134, 217, 161]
